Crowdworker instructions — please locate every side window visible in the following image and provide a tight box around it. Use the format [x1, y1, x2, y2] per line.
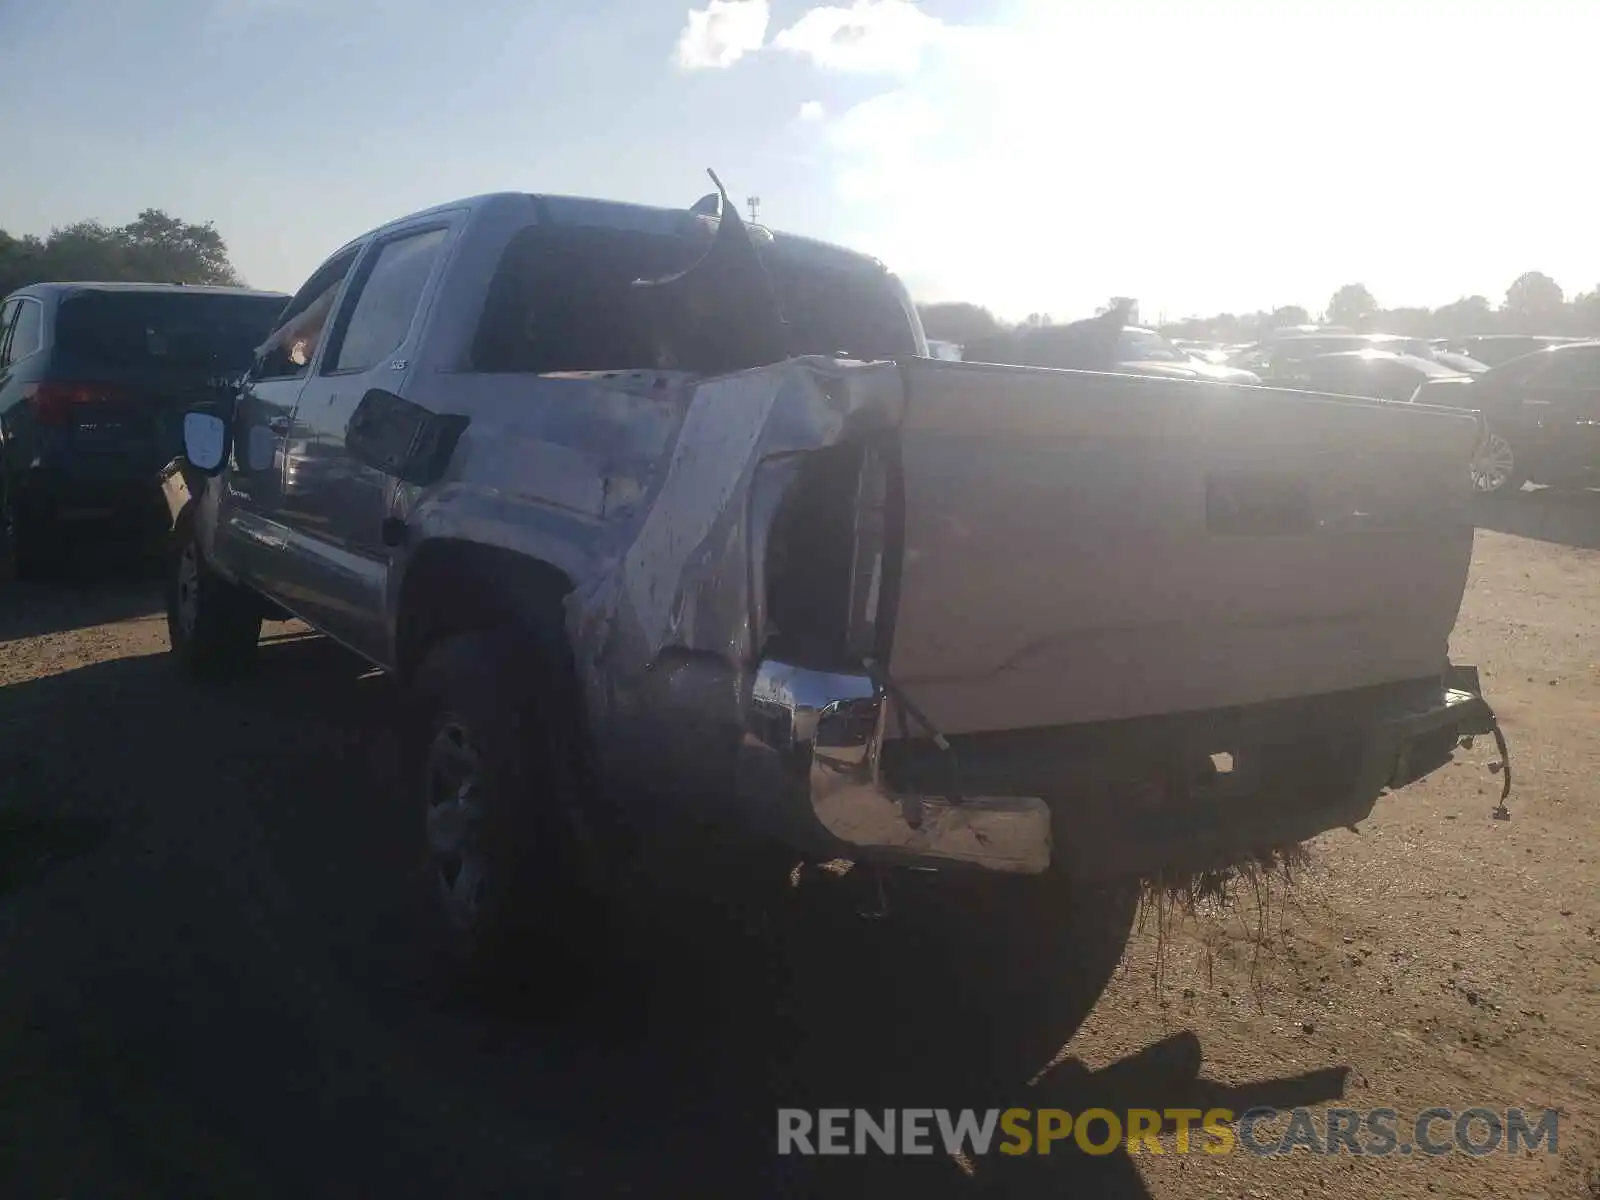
[254, 247, 363, 380]
[0, 300, 18, 368]
[8, 299, 43, 363]
[324, 227, 448, 375]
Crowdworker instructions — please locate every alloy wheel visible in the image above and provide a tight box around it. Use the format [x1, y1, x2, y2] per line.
[1470, 432, 1516, 494]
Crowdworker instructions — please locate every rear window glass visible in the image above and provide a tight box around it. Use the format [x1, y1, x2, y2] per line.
[471, 224, 916, 374]
[55, 291, 286, 370]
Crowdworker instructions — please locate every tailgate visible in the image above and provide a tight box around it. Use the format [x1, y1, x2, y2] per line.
[886, 360, 1481, 737]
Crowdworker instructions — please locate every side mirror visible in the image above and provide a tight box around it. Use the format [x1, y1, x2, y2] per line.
[345, 388, 469, 487]
[182, 407, 231, 475]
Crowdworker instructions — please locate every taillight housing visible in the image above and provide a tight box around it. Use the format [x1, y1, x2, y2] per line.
[757, 439, 898, 666]
[24, 381, 126, 426]
[843, 447, 889, 660]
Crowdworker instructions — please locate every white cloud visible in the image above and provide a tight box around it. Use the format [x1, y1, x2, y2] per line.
[773, 0, 947, 74]
[797, 100, 826, 122]
[674, 0, 770, 70]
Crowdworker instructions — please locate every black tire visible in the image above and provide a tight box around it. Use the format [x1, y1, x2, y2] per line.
[166, 502, 262, 679]
[905, 869, 1140, 1086]
[410, 626, 600, 989]
[0, 490, 52, 583]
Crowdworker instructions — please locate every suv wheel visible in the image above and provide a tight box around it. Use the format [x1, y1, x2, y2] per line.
[1470, 429, 1525, 498]
[411, 627, 598, 986]
[166, 503, 262, 678]
[0, 491, 51, 583]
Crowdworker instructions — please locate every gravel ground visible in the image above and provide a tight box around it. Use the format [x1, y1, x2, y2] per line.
[2, 495, 1598, 1199]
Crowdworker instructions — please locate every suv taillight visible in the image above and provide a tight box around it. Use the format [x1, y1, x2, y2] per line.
[24, 382, 127, 426]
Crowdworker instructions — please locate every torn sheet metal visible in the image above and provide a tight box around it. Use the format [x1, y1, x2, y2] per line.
[563, 355, 905, 778]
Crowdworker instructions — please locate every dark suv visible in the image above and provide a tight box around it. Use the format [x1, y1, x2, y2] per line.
[1440, 335, 1581, 368]
[1413, 340, 1600, 496]
[0, 282, 288, 575]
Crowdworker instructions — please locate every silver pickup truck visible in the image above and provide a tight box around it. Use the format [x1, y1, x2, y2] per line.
[164, 183, 1502, 1012]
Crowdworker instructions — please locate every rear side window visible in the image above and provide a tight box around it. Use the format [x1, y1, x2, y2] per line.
[54, 292, 283, 370]
[9, 299, 43, 361]
[471, 223, 917, 374]
[0, 300, 18, 367]
[326, 227, 449, 374]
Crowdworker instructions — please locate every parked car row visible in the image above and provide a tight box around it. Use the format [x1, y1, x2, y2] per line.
[1434, 334, 1583, 368]
[944, 315, 1599, 501]
[965, 322, 1264, 384]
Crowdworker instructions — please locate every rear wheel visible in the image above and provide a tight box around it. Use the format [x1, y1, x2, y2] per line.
[875, 868, 1139, 1087]
[1470, 429, 1525, 498]
[0, 491, 52, 583]
[166, 503, 262, 678]
[949, 872, 1139, 1083]
[410, 627, 600, 990]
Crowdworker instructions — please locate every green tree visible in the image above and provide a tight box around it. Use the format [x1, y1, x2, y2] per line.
[1269, 305, 1310, 329]
[916, 301, 1004, 346]
[119, 209, 242, 285]
[1097, 296, 1139, 326]
[1380, 307, 1434, 337]
[1502, 271, 1564, 328]
[1327, 283, 1377, 329]
[1570, 286, 1600, 336]
[0, 209, 243, 296]
[1431, 295, 1494, 336]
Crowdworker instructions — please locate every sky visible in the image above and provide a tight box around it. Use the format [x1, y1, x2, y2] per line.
[3, 0, 1598, 322]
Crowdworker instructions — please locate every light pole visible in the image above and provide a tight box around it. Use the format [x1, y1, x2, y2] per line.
[747, 196, 761, 224]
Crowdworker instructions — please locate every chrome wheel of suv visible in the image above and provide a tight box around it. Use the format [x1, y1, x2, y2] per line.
[1470, 432, 1517, 494]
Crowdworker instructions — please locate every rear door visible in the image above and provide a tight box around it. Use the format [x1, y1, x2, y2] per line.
[1521, 345, 1600, 411]
[1516, 345, 1600, 477]
[0, 299, 23, 487]
[217, 247, 362, 599]
[276, 220, 455, 660]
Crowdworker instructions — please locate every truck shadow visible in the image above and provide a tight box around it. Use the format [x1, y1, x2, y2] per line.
[0, 636, 1348, 1198]
[1476, 486, 1600, 550]
[0, 562, 165, 645]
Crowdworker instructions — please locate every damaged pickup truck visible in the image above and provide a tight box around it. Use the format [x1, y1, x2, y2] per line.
[164, 177, 1505, 1025]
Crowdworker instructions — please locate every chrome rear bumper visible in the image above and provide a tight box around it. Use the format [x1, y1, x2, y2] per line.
[736, 659, 1053, 873]
[733, 658, 1503, 879]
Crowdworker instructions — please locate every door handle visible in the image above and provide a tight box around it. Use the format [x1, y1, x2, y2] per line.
[267, 416, 291, 434]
